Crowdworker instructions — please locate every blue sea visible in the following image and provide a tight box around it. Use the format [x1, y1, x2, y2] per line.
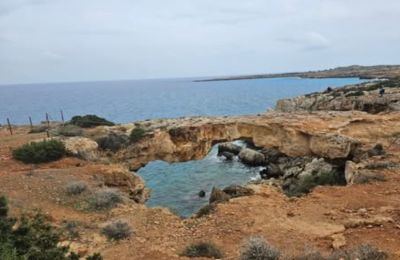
[0, 77, 362, 125]
[0, 77, 363, 216]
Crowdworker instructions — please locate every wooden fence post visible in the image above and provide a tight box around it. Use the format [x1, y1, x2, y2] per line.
[60, 110, 65, 124]
[45, 113, 50, 138]
[29, 116, 33, 130]
[7, 118, 13, 135]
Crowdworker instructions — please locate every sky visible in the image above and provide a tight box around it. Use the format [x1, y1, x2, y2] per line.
[0, 0, 399, 84]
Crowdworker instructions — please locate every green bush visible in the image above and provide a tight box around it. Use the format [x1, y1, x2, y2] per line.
[96, 133, 129, 152]
[0, 196, 102, 260]
[13, 140, 66, 164]
[101, 220, 131, 240]
[240, 236, 280, 260]
[181, 242, 223, 259]
[129, 128, 147, 143]
[70, 115, 114, 128]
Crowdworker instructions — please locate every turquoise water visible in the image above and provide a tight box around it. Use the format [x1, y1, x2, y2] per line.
[138, 142, 262, 217]
[0, 77, 362, 125]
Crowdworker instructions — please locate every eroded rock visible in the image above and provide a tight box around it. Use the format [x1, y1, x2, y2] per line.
[260, 164, 282, 179]
[222, 185, 254, 198]
[218, 142, 242, 156]
[239, 148, 265, 166]
[209, 187, 230, 204]
[310, 134, 357, 159]
[63, 137, 99, 160]
[97, 165, 150, 203]
[221, 151, 235, 161]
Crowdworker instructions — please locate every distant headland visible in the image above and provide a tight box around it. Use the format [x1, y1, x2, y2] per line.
[195, 64, 400, 82]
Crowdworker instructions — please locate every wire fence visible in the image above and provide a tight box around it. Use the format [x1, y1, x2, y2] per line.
[3, 110, 65, 136]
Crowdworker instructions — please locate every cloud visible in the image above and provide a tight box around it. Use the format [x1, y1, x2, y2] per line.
[0, 0, 399, 84]
[0, 0, 49, 16]
[278, 32, 331, 51]
[41, 51, 64, 61]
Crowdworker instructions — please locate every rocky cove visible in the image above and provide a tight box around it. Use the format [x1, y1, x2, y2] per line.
[2, 76, 400, 259]
[62, 108, 397, 215]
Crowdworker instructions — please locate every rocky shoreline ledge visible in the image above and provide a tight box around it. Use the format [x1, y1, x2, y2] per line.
[1, 80, 400, 259]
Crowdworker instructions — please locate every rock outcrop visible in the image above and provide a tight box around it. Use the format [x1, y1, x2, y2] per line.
[97, 165, 150, 203]
[218, 142, 242, 155]
[238, 148, 265, 166]
[63, 137, 99, 161]
[78, 111, 400, 171]
[222, 185, 254, 198]
[209, 187, 230, 204]
[276, 78, 400, 113]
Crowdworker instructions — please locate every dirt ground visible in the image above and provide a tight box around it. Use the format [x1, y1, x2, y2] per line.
[1, 124, 399, 259]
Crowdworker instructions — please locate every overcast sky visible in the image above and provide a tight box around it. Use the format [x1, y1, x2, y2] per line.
[0, 0, 399, 84]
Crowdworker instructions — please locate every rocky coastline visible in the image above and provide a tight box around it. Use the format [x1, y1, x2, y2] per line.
[1, 75, 400, 259]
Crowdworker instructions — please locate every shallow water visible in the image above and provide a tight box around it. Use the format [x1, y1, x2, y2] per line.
[138, 142, 262, 217]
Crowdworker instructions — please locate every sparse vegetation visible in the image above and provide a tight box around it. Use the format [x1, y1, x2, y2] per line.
[181, 242, 223, 259]
[0, 196, 102, 260]
[292, 244, 388, 260]
[294, 249, 324, 260]
[240, 236, 280, 260]
[65, 181, 87, 195]
[101, 220, 132, 240]
[129, 128, 147, 143]
[62, 220, 80, 239]
[70, 115, 114, 128]
[29, 125, 48, 134]
[51, 124, 83, 137]
[13, 139, 66, 164]
[88, 189, 122, 210]
[96, 132, 129, 151]
[352, 244, 388, 260]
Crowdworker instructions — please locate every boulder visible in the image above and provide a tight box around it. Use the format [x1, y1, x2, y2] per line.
[261, 147, 285, 163]
[297, 158, 334, 183]
[98, 165, 150, 203]
[238, 148, 265, 166]
[304, 158, 333, 176]
[198, 190, 206, 198]
[209, 187, 230, 204]
[218, 142, 242, 156]
[222, 185, 254, 198]
[260, 164, 282, 179]
[345, 160, 385, 185]
[63, 137, 99, 161]
[221, 151, 235, 161]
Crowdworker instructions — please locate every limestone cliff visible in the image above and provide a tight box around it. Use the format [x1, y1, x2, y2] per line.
[82, 111, 400, 171]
